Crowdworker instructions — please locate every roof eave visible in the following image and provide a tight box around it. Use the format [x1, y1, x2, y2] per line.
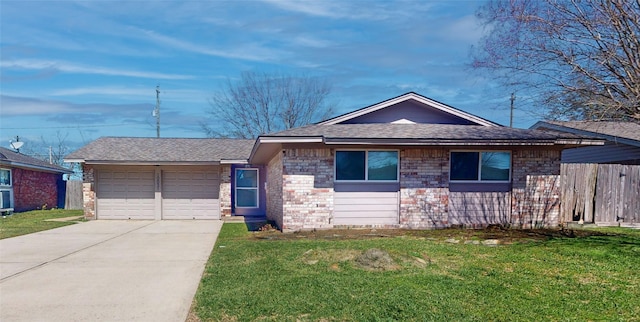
[249, 136, 324, 164]
[81, 160, 222, 166]
[0, 161, 73, 174]
[63, 158, 85, 163]
[323, 138, 560, 146]
[220, 159, 249, 164]
[532, 121, 639, 148]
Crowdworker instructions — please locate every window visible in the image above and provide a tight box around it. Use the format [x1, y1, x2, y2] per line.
[450, 151, 511, 182]
[335, 150, 398, 181]
[235, 168, 258, 208]
[0, 169, 10, 186]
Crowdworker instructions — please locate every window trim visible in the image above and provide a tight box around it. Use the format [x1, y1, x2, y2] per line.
[235, 168, 259, 209]
[0, 168, 11, 187]
[334, 149, 400, 182]
[449, 150, 512, 183]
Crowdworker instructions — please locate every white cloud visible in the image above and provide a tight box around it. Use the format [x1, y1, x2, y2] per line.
[138, 29, 286, 62]
[444, 14, 486, 43]
[260, 0, 434, 20]
[0, 95, 77, 116]
[1, 59, 194, 80]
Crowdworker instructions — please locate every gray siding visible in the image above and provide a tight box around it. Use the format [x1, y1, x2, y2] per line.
[562, 142, 640, 164]
[340, 100, 476, 125]
[334, 191, 399, 225]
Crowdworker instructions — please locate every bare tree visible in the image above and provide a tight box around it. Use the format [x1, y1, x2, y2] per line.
[19, 131, 70, 166]
[203, 72, 335, 139]
[471, 0, 640, 122]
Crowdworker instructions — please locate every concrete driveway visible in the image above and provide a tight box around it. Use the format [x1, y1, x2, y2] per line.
[0, 220, 222, 322]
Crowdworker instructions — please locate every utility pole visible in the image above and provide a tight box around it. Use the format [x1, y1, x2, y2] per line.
[153, 86, 161, 138]
[509, 92, 516, 128]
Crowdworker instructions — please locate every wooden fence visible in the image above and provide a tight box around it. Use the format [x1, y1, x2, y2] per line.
[65, 180, 83, 210]
[561, 164, 640, 224]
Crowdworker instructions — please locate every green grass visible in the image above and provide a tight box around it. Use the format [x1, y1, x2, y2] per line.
[0, 209, 83, 239]
[194, 224, 640, 321]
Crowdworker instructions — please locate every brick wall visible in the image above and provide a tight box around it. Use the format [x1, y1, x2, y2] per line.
[399, 149, 450, 228]
[82, 164, 96, 219]
[266, 151, 284, 228]
[11, 167, 62, 212]
[219, 165, 232, 217]
[511, 150, 561, 227]
[281, 148, 334, 231]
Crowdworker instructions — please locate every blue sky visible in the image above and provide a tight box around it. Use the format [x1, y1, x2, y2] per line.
[1, 0, 537, 152]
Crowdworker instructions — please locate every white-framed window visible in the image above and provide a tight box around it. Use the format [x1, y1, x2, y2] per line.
[450, 151, 511, 182]
[0, 189, 11, 209]
[235, 168, 259, 208]
[0, 169, 11, 187]
[335, 150, 399, 182]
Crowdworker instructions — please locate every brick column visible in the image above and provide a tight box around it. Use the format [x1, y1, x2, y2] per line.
[82, 164, 96, 220]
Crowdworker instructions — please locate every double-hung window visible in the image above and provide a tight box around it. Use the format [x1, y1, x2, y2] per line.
[450, 151, 511, 182]
[335, 150, 398, 181]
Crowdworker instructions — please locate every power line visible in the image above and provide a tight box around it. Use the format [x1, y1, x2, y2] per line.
[2, 123, 137, 130]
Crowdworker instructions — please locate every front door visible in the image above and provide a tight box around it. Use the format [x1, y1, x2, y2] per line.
[232, 165, 266, 216]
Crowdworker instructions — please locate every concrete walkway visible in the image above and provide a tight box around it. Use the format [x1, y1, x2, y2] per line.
[0, 220, 222, 322]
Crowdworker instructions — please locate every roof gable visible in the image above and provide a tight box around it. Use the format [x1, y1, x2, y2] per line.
[319, 92, 500, 127]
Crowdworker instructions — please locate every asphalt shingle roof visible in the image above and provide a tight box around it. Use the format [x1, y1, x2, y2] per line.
[0, 147, 72, 173]
[264, 124, 579, 142]
[65, 137, 255, 162]
[545, 121, 640, 142]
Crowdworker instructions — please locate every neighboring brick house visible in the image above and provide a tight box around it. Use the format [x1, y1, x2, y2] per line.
[66, 92, 601, 230]
[0, 147, 73, 213]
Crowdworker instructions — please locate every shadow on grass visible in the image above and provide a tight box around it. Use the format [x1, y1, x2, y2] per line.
[240, 217, 275, 232]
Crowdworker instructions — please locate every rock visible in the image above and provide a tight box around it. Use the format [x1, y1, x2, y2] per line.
[482, 239, 500, 246]
[414, 257, 428, 265]
[445, 238, 460, 244]
[464, 240, 481, 245]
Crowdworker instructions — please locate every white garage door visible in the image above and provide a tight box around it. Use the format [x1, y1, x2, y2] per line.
[162, 168, 220, 219]
[97, 168, 155, 220]
[333, 191, 399, 226]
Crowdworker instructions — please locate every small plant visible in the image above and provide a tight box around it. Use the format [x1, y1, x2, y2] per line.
[258, 223, 276, 231]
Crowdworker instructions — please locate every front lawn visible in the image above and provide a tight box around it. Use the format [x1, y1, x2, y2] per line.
[194, 224, 640, 321]
[0, 209, 83, 239]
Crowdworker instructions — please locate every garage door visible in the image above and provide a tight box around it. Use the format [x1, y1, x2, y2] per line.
[162, 168, 220, 219]
[333, 191, 399, 226]
[96, 168, 155, 220]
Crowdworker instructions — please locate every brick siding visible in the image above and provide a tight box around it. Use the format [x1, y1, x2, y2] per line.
[82, 164, 96, 219]
[399, 149, 449, 228]
[511, 150, 561, 227]
[219, 165, 232, 217]
[11, 168, 62, 212]
[281, 148, 334, 232]
[271, 147, 562, 231]
[266, 151, 284, 228]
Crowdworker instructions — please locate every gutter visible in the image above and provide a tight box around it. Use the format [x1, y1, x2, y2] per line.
[78, 160, 222, 166]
